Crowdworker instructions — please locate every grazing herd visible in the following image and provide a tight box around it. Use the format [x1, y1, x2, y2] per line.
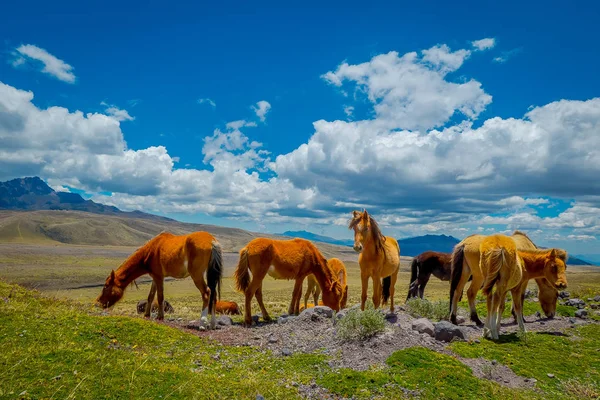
[96, 209, 569, 340]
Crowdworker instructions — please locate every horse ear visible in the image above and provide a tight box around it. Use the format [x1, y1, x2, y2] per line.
[363, 209, 369, 219]
[549, 249, 556, 259]
[353, 210, 360, 218]
[109, 270, 115, 283]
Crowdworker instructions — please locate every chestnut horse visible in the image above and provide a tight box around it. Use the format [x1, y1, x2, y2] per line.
[349, 210, 400, 312]
[303, 258, 348, 311]
[96, 231, 223, 329]
[406, 251, 452, 300]
[479, 234, 523, 340]
[215, 300, 241, 315]
[234, 237, 344, 326]
[511, 230, 561, 319]
[450, 232, 568, 327]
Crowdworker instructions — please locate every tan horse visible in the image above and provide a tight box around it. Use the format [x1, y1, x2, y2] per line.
[303, 258, 348, 311]
[479, 234, 523, 340]
[233, 237, 344, 326]
[511, 230, 561, 318]
[349, 210, 400, 312]
[96, 231, 223, 329]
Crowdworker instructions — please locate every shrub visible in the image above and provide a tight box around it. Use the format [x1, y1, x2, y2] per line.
[336, 302, 386, 341]
[405, 298, 449, 321]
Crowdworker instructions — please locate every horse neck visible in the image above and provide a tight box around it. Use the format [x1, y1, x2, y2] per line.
[309, 255, 335, 292]
[519, 251, 547, 278]
[362, 230, 380, 255]
[115, 248, 149, 288]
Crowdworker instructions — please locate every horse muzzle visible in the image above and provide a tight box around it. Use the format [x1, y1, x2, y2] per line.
[555, 282, 567, 290]
[353, 245, 363, 253]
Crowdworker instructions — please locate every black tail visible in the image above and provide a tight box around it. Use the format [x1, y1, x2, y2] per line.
[407, 258, 419, 299]
[449, 245, 465, 312]
[382, 276, 391, 304]
[207, 240, 223, 314]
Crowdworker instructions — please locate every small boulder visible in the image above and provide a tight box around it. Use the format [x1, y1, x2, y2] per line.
[313, 306, 334, 318]
[282, 348, 292, 356]
[434, 321, 467, 342]
[455, 315, 466, 325]
[335, 309, 348, 321]
[217, 316, 233, 326]
[565, 298, 586, 309]
[558, 291, 570, 299]
[591, 304, 599, 310]
[547, 373, 555, 379]
[594, 295, 600, 302]
[384, 312, 398, 324]
[252, 315, 260, 324]
[268, 336, 278, 344]
[411, 318, 435, 337]
[524, 289, 533, 298]
[569, 317, 577, 324]
[575, 309, 588, 319]
[277, 316, 289, 324]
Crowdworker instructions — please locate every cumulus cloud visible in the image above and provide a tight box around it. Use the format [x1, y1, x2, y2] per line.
[198, 98, 216, 108]
[252, 100, 271, 122]
[12, 44, 76, 83]
[472, 38, 496, 51]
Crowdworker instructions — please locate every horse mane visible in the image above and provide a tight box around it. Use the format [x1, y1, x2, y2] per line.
[512, 230, 537, 248]
[367, 216, 386, 254]
[519, 248, 568, 261]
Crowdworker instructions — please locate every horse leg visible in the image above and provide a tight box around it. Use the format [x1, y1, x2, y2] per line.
[418, 274, 430, 299]
[512, 283, 527, 333]
[483, 293, 493, 339]
[255, 285, 272, 322]
[388, 271, 398, 313]
[191, 274, 212, 328]
[372, 273, 382, 309]
[496, 291, 508, 339]
[303, 280, 311, 310]
[450, 274, 468, 325]
[144, 280, 157, 318]
[288, 278, 304, 315]
[314, 284, 321, 307]
[490, 290, 503, 340]
[155, 278, 165, 321]
[360, 271, 369, 311]
[467, 274, 484, 327]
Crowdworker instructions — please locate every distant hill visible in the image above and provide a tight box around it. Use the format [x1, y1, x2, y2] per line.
[0, 177, 171, 222]
[281, 230, 461, 256]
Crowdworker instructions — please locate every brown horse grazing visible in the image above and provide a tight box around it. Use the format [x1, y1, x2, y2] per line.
[136, 298, 175, 314]
[303, 258, 348, 311]
[449, 232, 568, 327]
[96, 231, 223, 329]
[479, 234, 523, 340]
[234, 237, 344, 326]
[215, 300, 241, 315]
[511, 230, 561, 319]
[349, 210, 400, 312]
[406, 251, 452, 300]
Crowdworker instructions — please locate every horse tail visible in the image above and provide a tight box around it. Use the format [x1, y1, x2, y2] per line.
[482, 247, 507, 296]
[207, 240, 223, 314]
[449, 245, 465, 312]
[234, 247, 251, 293]
[382, 276, 391, 303]
[409, 258, 418, 286]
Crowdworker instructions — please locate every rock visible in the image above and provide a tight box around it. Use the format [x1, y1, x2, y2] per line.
[455, 316, 466, 325]
[575, 309, 588, 319]
[199, 325, 206, 331]
[186, 321, 198, 329]
[587, 298, 594, 302]
[434, 321, 467, 342]
[282, 348, 292, 356]
[277, 316, 288, 324]
[217, 316, 233, 326]
[491, 359, 497, 366]
[313, 306, 334, 318]
[256, 395, 265, 400]
[565, 298, 586, 308]
[252, 315, 260, 324]
[524, 289, 533, 298]
[524, 377, 537, 384]
[547, 373, 555, 379]
[532, 297, 539, 303]
[535, 311, 542, 319]
[594, 295, 600, 302]
[591, 304, 599, 310]
[268, 336, 278, 344]
[335, 310, 348, 321]
[385, 312, 398, 323]
[558, 291, 570, 299]
[569, 317, 577, 324]
[411, 318, 435, 337]
[474, 339, 481, 344]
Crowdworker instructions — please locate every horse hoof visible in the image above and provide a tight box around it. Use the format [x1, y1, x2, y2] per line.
[450, 315, 458, 325]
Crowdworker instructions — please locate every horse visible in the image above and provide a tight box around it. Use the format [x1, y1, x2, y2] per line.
[449, 232, 568, 327]
[406, 251, 452, 300]
[233, 237, 344, 326]
[349, 210, 400, 312]
[511, 230, 561, 319]
[215, 300, 241, 315]
[96, 231, 223, 329]
[303, 258, 348, 311]
[479, 234, 523, 340]
[136, 298, 175, 314]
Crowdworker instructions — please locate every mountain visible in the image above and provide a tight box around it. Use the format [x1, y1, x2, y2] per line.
[0, 177, 171, 222]
[281, 230, 354, 247]
[575, 254, 600, 265]
[281, 230, 461, 256]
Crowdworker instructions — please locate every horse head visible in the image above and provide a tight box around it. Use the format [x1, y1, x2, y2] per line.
[96, 270, 124, 308]
[349, 209, 370, 253]
[544, 249, 568, 290]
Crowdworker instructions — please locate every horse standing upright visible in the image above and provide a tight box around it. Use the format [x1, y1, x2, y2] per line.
[406, 251, 452, 300]
[96, 231, 223, 329]
[234, 237, 344, 327]
[349, 210, 400, 312]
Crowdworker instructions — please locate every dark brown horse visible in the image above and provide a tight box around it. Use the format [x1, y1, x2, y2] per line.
[406, 251, 452, 300]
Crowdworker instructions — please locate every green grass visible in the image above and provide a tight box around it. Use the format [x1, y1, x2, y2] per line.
[451, 325, 600, 399]
[335, 303, 386, 341]
[318, 347, 535, 399]
[405, 298, 449, 321]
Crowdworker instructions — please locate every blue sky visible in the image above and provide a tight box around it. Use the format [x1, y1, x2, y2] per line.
[1, 1, 599, 255]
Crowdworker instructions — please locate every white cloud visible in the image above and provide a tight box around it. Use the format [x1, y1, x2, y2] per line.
[472, 38, 496, 51]
[13, 44, 76, 83]
[198, 98, 216, 108]
[493, 48, 522, 64]
[321, 44, 491, 131]
[343, 105, 354, 118]
[101, 102, 135, 122]
[252, 100, 271, 122]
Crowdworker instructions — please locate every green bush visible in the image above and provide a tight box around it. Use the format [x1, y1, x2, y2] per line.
[336, 302, 386, 341]
[405, 297, 449, 321]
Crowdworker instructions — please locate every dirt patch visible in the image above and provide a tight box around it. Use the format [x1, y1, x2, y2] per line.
[459, 357, 538, 390]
